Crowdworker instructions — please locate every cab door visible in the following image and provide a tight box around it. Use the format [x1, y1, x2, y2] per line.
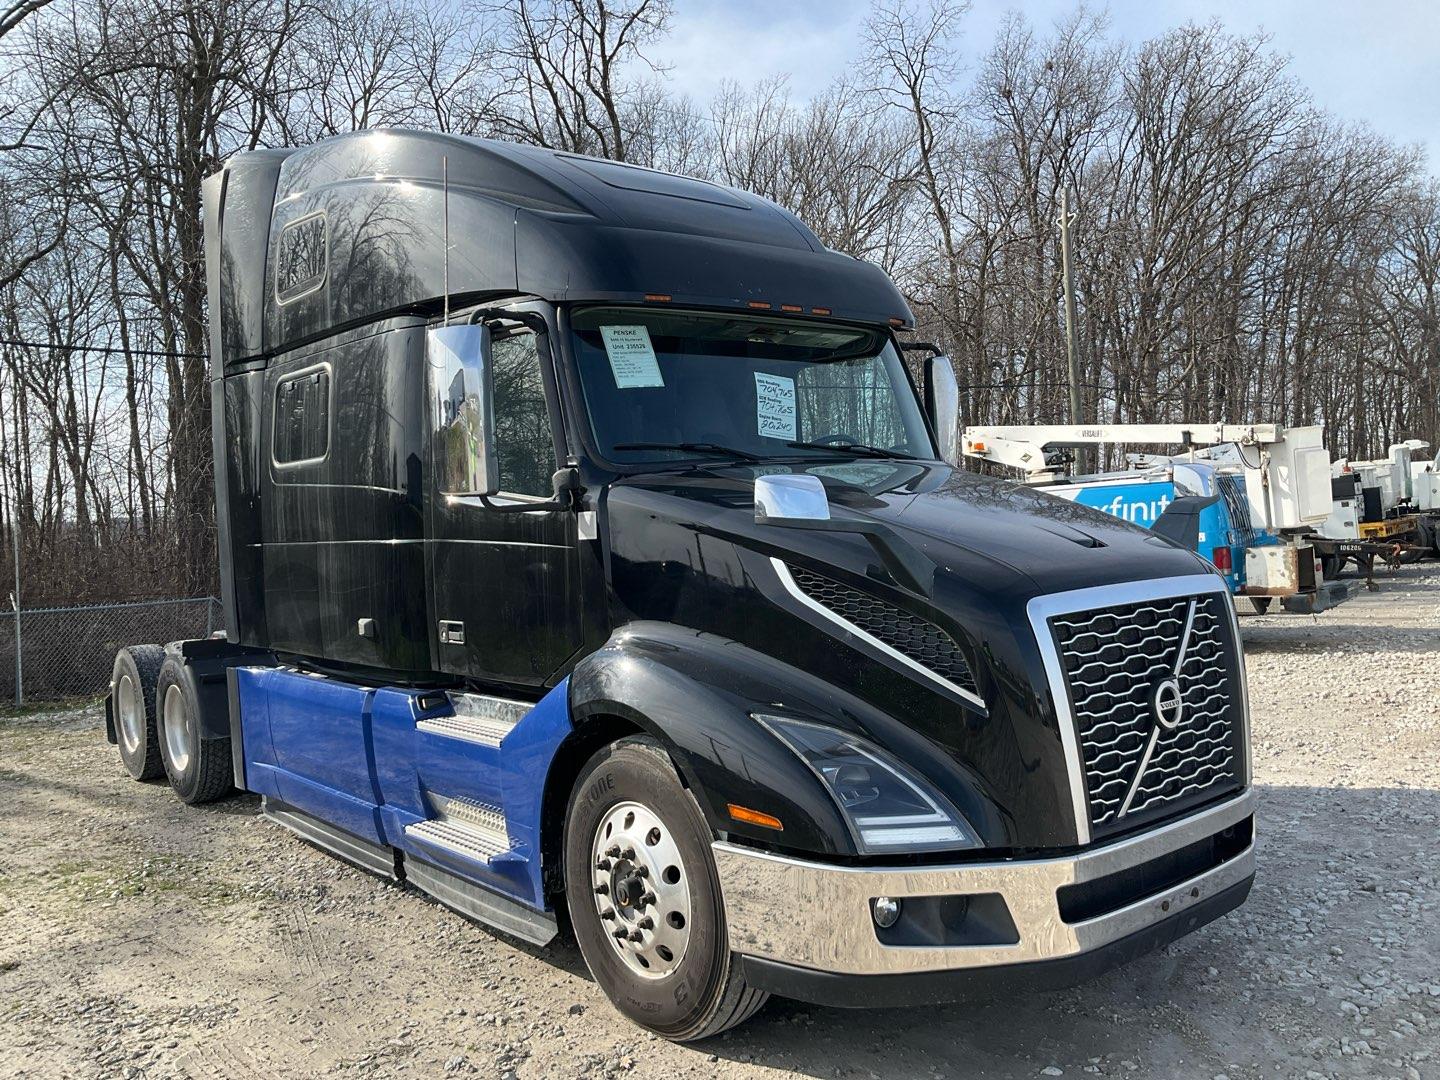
[427, 311, 584, 687]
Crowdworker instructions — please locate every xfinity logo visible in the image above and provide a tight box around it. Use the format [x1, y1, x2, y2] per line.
[1099, 491, 1172, 525]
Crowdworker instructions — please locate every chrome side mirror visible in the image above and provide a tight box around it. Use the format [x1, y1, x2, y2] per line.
[429, 325, 498, 496]
[754, 473, 830, 523]
[925, 355, 960, 466]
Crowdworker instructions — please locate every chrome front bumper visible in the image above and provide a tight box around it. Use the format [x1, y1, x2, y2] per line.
[713, 789, 1254, 977]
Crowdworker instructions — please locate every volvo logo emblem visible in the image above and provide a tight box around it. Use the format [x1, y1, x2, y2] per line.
[1151, 677, 1184, 730]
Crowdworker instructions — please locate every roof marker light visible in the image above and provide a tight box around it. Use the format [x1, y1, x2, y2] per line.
[811, 307, 832, 316]
[747, 301, 772, 310]
[643, 293, 672, 302]
[780, 304, 803, 313]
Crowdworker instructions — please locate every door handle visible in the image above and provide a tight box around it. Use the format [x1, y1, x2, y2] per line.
[438, 620, 466, 645]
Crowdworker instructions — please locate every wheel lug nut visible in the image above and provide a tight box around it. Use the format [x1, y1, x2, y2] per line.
[627, 930, 644, 942]
[600, 908, 616, 921]
[621, 847, 636, 860]
[606, 845, 621, 858]
[594, 883, 609, 895]
[641, 892, 656, 907]
[637, 916, 653, 930]
[611, 927, 628, 939]
[634, 865, 649, 878]
[595, 858, 611, 871]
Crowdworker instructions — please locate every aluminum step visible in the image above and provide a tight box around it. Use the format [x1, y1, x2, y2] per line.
[440, 795, 507, 835]
[415, 692, 531, 747]
[406, 798, 514, 863]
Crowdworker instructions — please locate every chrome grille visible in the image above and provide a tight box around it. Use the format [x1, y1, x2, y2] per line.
[1050, 592, 1240, 833]
[786, 564, 977, 695]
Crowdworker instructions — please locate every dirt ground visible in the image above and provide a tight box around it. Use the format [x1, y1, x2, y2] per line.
[2, 568, 1438, 1080]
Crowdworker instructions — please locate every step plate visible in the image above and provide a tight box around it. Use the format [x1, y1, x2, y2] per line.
[406, 816, 513, 863]
[416, 692, 531, 747]
[416, 713, 513, 747]
[440, 795, 507, 835]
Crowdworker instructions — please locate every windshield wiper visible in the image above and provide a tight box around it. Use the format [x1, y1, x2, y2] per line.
[786, 440, 909, 460]
[612, 441, 763, 462]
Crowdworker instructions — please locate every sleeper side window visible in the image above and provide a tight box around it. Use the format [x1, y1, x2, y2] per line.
[276, 214, 327, 303]
[274, 366, 331, 466]
[491, 333, 554, 497]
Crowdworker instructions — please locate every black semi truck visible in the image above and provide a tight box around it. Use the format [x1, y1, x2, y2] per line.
[106, 129, 1254, 1041]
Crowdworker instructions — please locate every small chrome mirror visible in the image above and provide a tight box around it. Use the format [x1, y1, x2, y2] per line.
[755, 473, 830, 524]
[925, 355, 960, 466]
[429, 325, 499, 496]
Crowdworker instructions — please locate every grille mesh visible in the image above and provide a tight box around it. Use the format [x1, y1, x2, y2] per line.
[1051, 593, 1240, 832]
[786, 564, 977, 694]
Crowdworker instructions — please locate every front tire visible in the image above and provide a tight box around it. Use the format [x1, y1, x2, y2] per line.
[563, 737, 767, 1041]
[112, 645, 166, 780]
[156, 656, 233, 805]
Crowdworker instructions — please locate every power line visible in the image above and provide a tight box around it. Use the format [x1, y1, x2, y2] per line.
[0, 338, 204, 360]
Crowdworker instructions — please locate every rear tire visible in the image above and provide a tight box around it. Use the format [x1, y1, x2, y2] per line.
[563, 737, 768, 1041]
[112, 645, 166, 781]
[156, 655, 233, 804]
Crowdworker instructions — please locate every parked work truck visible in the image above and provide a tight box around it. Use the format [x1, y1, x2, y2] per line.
[962, 423, 1358, 614]
[105, 129, 1254, 1040]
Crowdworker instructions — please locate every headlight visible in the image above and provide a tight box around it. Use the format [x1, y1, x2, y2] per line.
[754, 714, 981, 854]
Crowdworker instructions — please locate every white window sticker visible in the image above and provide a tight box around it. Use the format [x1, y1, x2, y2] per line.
[754, 372, 796, 441]
[600, 325, 665, 388]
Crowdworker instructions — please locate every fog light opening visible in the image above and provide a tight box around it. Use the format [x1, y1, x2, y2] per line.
[872, 896, 902, 929]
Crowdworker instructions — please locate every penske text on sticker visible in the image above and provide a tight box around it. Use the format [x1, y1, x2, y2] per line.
[600, 325, 665, 388]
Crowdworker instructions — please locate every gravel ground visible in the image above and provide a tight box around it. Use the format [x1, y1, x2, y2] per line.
[1, 567, 1437, 1079]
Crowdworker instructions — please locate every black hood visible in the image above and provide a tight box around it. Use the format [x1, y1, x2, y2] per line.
[606, 459, 1205, 603]
[599, 459, 1215, 853]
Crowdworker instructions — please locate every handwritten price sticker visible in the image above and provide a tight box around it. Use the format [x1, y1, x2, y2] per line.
[754, 372, 796, 441]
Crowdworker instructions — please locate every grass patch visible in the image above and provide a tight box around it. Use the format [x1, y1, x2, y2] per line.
[6, 854, 261, 914]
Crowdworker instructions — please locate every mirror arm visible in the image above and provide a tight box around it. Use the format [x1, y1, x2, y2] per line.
[899, 341, 944, 357]
[478, 467, 583, 515]
[467, 306, 549, 334]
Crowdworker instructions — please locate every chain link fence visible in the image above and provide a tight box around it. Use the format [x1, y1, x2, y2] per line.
[0, 597, 221, 709]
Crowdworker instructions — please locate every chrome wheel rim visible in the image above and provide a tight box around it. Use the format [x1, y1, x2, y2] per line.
[117, 673, 141, 754]
[162, 684, 191, 773]
[590, 800, 692, 979]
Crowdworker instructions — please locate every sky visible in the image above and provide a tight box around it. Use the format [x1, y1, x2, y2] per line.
[651, 0, 1440, 170]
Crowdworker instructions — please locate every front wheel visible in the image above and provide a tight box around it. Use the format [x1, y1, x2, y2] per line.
[563, 737, 768, 1041]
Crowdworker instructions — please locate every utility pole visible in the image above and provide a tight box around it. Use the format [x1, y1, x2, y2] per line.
[1057, 186, 1085, 471]
[10, 513, 19, 708]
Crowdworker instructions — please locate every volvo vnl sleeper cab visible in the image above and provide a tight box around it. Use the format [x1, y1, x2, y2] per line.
[104, 129, 1255, 1041]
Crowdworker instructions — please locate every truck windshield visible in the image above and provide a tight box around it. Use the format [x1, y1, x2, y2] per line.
[570, 307, 935, 465]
